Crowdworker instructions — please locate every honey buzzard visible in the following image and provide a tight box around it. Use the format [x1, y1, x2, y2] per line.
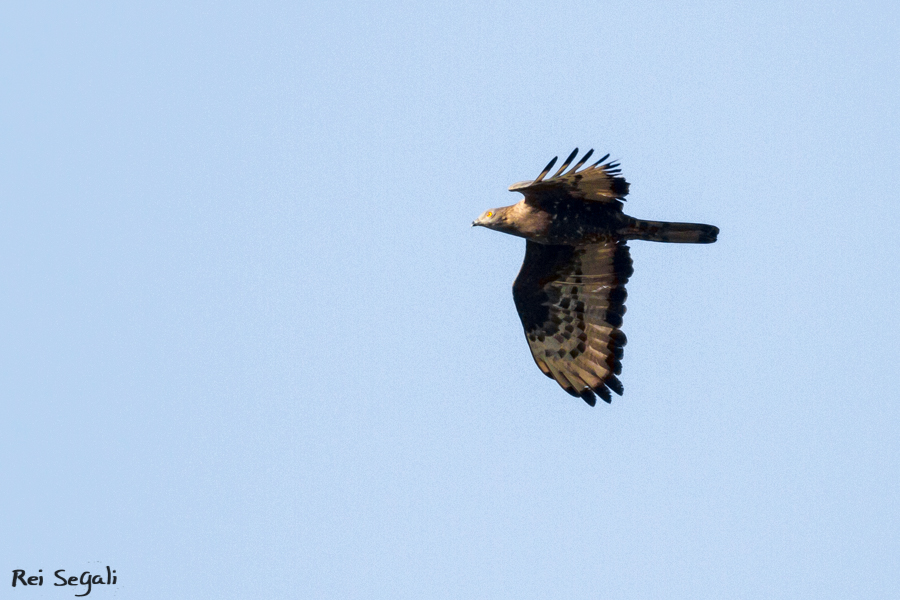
[473, 148, 718, 406]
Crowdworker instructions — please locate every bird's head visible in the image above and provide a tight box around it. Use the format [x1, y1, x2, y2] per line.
[472, 207, 506, 230]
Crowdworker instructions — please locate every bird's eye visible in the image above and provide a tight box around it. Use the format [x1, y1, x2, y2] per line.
[486, 211, 493, 218]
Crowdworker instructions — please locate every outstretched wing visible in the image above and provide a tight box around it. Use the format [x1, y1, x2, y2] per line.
[509, 148, 630, 207]
[512, 240, 633, 406]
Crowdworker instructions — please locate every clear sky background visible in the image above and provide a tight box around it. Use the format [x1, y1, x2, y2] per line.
[2, 1, 898, 598]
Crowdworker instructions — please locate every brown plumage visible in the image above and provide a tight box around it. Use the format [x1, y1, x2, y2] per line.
[473, 148, 718, 406]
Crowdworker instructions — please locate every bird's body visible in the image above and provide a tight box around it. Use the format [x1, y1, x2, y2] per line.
[482, 197, 623, 244]
[473, 148, 718, 406]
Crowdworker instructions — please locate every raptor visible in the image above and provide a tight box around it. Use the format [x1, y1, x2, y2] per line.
[473, 148, 718, 406]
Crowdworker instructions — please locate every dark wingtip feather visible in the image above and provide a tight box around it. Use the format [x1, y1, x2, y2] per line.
[605, 375, 624, 396]
[611, 359, 623, 375]
[590, 153, 610, 168]
[534, 156, 558, 183]
[552, 148, 580, 178]
[579, 389, 597, 406]
[568, 148, 594, 174]
[595, 385, 612, 404]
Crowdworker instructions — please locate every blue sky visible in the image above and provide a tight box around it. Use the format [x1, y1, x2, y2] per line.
[2, 1, 898, 598]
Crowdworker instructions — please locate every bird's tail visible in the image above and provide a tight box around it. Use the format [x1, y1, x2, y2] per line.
[620, 218, 719, 244]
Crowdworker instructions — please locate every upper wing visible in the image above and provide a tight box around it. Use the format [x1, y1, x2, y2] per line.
[509, 148, 630, 207]
[512, 240, 633, 406]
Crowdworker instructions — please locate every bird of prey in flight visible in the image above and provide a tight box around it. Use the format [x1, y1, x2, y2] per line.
[473, 148, 718, 406]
